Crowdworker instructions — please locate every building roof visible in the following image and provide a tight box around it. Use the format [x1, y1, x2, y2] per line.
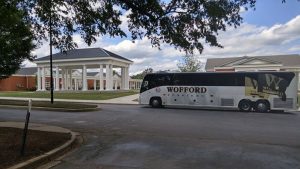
[34, 47, 133, 62]
[15, 67, 37, 76]
[87, 72, 99, 77]
[205, 54, 300, 70]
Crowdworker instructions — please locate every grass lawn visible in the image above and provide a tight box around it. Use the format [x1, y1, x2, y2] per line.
[0, 90, 138, 100]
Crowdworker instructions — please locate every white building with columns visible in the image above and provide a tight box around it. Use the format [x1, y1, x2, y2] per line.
[34, 47, 140, 91]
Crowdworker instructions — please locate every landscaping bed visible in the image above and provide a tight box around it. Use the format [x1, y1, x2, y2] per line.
[0, 127, 71, 169]
[0, 90, 138, 100]
[0, 100, 98, 111]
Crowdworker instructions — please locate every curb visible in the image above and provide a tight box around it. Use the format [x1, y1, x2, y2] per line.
[98, 102, 139, 105]
[0, 105, 101, 112]
[0, 96, 139, 105]
[7, 131, 79, 169]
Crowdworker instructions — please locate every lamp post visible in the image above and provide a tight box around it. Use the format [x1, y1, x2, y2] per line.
[49, 1, 54, 104]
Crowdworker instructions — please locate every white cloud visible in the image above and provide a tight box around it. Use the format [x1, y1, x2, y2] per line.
[105, 37, 184, 74]
[21, 59, 36, 67]
[202, 15, 300, 58]
[119, 10, 131, 34]
[289, 45, 300, 52]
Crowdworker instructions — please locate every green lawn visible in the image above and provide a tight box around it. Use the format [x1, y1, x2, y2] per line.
[0, 90, 138, 100]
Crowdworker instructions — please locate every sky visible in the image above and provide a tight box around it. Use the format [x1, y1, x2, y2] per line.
[25, 0, 300, 75]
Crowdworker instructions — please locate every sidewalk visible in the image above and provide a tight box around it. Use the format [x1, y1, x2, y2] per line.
[97, 94, 139, 104]
[0, 94, 139, 105]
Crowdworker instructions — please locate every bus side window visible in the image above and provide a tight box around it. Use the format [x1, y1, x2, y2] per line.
[154, 74, 172, 87]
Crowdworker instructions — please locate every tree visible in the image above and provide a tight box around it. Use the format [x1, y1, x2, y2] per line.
[5, 0, 291, 76]
[177, 54, 204, 72]
[17, 0, 259, 54]
[0, 0, 35, 79]
[131, 68, 153, 79]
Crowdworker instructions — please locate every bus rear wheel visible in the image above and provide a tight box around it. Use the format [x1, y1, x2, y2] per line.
[150, 97, 162, 108]
[238, 99, 252, 112]
[255, 100, 270, 113]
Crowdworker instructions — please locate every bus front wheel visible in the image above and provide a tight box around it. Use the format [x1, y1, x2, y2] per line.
[238, 99, 252, 112]
[150, 97, 162, 108]
[255, 100, 270, 113]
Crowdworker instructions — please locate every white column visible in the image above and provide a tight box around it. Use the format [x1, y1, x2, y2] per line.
[121, 67, 125, 90]
[99, 65, 104, 91]
[111, 65, 114, 90]
[54, 75, 56, 90]
[124, 66, 129, 90]
[114, 80, 118, 90]
[82, 65, 87, 91]
[41, 67, 46, 91]
[74, 78, 77, 90]
[61, 68, 65, 91]
[55, 66, 59, 91]
[66, 69, 68, 90]
[70, 69, 72, 90]
[105, 64, 110, 90]
[94, 79, 96, 90]
[106, 64, 112, 90]
[66, 69, 69, 90]
[37, 67, 41, 91]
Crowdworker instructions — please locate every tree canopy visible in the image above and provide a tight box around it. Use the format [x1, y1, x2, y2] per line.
[2, 0, 282, 77]
[18, 0, 257, 53]
[131, 68, 153, 79]
[0, 0, 35, 78]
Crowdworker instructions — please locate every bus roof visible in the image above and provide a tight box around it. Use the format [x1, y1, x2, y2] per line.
[145, 71, 295, 75]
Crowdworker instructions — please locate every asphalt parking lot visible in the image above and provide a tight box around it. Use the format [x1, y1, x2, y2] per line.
[0, 104, 300, 169]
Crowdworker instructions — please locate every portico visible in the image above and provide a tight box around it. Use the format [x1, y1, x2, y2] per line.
[34, 48, 133, 91]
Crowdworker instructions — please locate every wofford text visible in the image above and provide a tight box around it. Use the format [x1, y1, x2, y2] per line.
[166, 87, 207, 93]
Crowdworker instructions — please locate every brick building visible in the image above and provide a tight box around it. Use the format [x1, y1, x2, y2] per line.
[0, 67, 37, 91]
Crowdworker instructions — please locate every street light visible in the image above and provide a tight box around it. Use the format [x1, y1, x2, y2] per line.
[49, 1, 54, 104]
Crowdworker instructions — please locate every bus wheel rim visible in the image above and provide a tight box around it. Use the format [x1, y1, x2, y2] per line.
[152, 100, 160, 107]
[242, 103, 250, 110]
[257, 103, 267, 111]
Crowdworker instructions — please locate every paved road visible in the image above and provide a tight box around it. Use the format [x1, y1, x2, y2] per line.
[1, 105, 300, 169]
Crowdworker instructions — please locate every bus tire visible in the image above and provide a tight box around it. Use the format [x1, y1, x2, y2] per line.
[238, 99, 252, 112]
[150, 97, 162, 108]
[255, 100, 270, 113]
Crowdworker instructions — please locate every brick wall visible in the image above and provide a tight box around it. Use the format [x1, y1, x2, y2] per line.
[87, 79, 107, 90]
[0, 76, 36, 91]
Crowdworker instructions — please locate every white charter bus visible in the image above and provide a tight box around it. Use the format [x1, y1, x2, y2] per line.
[139, 72, 298, 112]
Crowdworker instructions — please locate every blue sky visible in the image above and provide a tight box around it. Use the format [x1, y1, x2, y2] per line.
[28, 1, 300, 75]
[242, 0, 300, 26]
